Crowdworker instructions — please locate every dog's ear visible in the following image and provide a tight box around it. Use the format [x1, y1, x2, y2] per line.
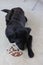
[1, 9, 10, 13]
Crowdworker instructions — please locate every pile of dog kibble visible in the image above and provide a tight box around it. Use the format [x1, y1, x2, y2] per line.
[7, 45, 23, 57]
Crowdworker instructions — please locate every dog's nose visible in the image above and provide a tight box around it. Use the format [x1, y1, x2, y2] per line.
[9, 38, 15, 43]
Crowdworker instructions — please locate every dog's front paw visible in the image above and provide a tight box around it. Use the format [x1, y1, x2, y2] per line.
[28, 50, 34, 58]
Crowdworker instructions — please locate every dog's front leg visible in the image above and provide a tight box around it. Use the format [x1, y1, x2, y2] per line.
[27, 35, 34, 58]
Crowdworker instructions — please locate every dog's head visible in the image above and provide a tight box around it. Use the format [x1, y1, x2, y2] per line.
[2, 7, 25, 25]
[15, 28, 31, 50]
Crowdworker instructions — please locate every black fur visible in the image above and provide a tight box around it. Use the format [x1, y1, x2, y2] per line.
[2, 7, 34, 58]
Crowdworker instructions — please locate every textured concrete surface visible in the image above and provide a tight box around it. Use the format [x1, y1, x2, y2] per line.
[0, 0, 43, 65]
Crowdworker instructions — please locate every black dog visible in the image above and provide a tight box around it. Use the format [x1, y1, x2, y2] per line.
[2, 7, 34, 58]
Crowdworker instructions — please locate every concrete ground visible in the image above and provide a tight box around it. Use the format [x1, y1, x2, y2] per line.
[0, 0, 43, 65]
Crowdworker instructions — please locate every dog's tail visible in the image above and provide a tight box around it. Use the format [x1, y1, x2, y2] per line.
[1, 9, 10, 13]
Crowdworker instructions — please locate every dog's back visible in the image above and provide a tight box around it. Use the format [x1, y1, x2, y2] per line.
[2, 7, 27, 27]
[9, 11, 26, 27]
